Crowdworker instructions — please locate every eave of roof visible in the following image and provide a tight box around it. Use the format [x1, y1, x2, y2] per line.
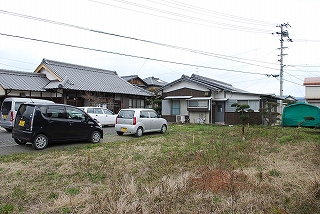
[303, 77, 320, 85]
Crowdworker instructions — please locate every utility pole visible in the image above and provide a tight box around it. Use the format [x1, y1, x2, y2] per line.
[273, 23, 293, 113]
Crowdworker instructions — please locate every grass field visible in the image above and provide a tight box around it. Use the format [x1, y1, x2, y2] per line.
[0, 124, 319, 213]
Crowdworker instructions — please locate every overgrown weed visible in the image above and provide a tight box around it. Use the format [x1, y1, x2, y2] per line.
[0, 124, 319, 213]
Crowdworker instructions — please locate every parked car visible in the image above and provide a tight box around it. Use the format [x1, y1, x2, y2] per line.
[115, 108, 167, 137]
[12, 103, 103, 150]
[78, 107, 117, 126]
[0, 97, 54, 132]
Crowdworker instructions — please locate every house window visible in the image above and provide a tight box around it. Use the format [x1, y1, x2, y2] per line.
[129, 99, 145, 108]
[172, 100, 180, 115]
[188, 100, 208, 108]
[238, 100, 259, 111]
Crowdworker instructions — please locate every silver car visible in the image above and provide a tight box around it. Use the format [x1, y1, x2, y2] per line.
[115, 108, 167, 137]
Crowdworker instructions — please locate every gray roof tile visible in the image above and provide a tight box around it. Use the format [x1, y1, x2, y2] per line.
[0, 69, 49, 91]
[143, 76, 167, 86]
[156, 74, 249, 93]
[41, 59, 153, 96]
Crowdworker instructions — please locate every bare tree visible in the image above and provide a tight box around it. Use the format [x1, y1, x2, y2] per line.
[80, 92, 115, 109]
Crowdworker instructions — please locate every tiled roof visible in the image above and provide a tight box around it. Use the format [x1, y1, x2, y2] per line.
[190, 74, 243, 92]
[143, 76, 167, 87]
[0, 69, 49, 91]
[121, 75, 147, 86]
[121, 75, 139, 81]
[40, 59, 153, 96]
[303, 77, 320, 85]
[156, 74, 248, 93]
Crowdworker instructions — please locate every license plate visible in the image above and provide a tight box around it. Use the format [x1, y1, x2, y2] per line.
[3, 115, 7, 119]
[121, 127, 127, 132]
[19, 120, 25, 127]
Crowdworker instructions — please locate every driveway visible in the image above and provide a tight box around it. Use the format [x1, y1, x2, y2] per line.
[0, 126, 129, 156]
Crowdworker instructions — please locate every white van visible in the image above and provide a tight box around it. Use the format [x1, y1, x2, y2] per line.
[0, 97, 54, 132]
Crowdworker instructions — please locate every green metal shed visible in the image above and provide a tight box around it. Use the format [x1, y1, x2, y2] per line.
[282, 102, 320, 127]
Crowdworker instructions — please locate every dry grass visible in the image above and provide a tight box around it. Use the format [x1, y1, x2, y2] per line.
[0, 124, 319, 213]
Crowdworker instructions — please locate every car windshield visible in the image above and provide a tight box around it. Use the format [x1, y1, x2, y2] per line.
[117, 110, 134, 119]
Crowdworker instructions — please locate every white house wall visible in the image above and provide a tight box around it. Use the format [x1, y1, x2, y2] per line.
[39, 68, 58, 81]
[305, 86, 320, 99]
[163, 81, 209, 93]
[212, 91, 226, 99]
[224, 92, 261, 100]
[211, 91, 260, 100]
[4, 90, 30, 97]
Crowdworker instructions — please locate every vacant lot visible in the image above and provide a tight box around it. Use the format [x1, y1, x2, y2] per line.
[0, 124, 319, 213]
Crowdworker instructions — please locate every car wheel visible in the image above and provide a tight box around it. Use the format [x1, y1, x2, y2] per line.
[160, 124, 167, 134]
[14, 138, 27, 145]
[5, 128, 12, 133]
[32, 134, 49, 150]
[90, 130, 101, 143]
[116, 131, 124, 136]
[135, 127, 143, 137]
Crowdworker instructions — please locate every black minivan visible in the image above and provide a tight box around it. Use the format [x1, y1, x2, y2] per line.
[12, 103, 103, 150]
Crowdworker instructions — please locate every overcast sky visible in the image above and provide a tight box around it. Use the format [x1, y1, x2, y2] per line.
[1, 0, 320, 98]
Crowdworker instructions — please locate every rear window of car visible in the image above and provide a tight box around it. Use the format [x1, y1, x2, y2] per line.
[117, 110, 135, 119]
[1, 101, 12, 114]
[15, 105, 35, 129]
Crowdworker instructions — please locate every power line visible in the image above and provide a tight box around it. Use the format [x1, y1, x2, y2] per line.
[0, 9, 279, 70]
[88, 0, 273, 34]
[288, 64, 320, 67]
[146, 0, 276, 27]
[0, 32, 278, 77]
[0, 62, 34, 71]
[291, 39, 320, 42]
[116, 0, 274, 29]
[0, 56, 38, 65]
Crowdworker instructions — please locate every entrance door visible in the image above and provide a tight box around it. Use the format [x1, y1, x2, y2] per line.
[215, 102, 224, 123]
